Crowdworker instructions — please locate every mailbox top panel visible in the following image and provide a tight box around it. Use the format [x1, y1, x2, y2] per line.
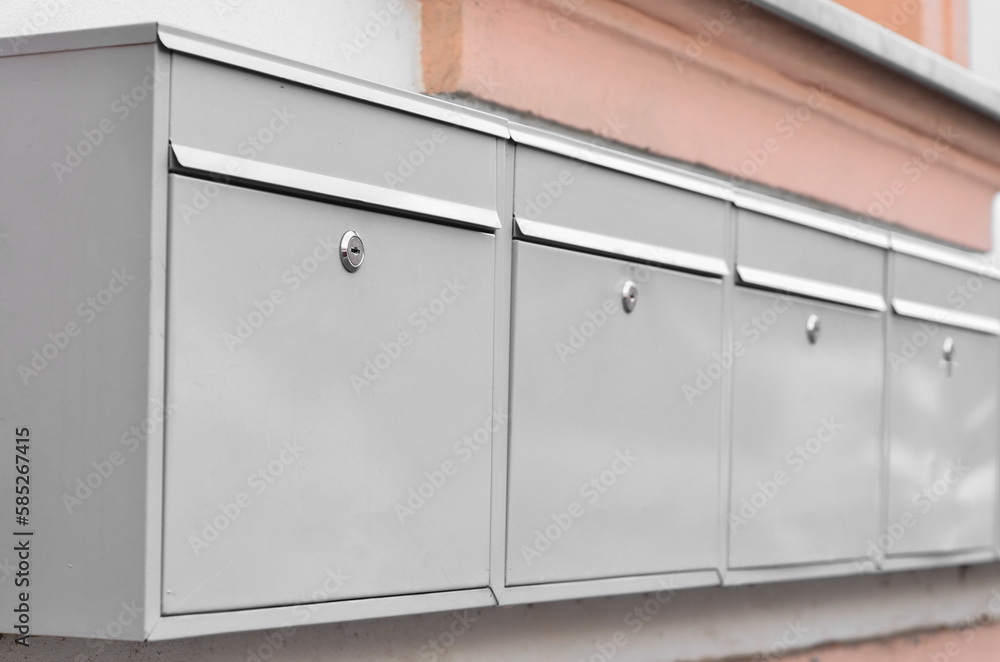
[736, 207, 887, 310]
[158, 25, 508, 138]
[889, 233, 1000, 334]
[1, 23, 509, 138]
[510, 124, 731, 276]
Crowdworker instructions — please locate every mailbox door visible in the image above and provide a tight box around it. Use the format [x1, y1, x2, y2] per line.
[506, 241, 722, 586]
[886, 320, 1000, 555]
[162, 176, 495, 614]
[729, 290, 883, 568]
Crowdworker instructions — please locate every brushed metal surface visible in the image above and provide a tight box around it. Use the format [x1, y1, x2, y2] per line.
[886, 320, 1000, 556]
[512, 145, 729, 264]
[169, 53, 499, 225]
[737, 209, 886, 297]
[163, 176, 494, 614]
[506, 242, 722, 586]
[729, 290, 883, 569]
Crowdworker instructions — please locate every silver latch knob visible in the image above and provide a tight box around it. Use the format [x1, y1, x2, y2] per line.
[340, 230, 364, 272]
[943, 336, 955, 377]
[806, 314, 821, 344]
[622, 281, 638, 313]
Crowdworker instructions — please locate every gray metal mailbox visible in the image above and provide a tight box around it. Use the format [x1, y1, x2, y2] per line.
[162, 177, 496, 614]
[883, 236, 1000, 569]
[503, 127, 728, 602]
[0, 23, 506, 640]
[727, 199, 887, 579]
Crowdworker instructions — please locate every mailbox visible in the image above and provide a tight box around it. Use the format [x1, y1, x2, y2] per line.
[0, 23, 506, 640]
[503, 129, 729, 602]
[883, 236, 1000, 568]
[162, 176, 496, 614]
[727, 199, 887, 578]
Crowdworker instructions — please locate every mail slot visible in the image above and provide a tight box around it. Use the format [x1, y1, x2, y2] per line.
[169, 53, 502, 230]
[505, 138, 729, 588]
[884, 241, 1000, 562]
[728, 205, 886, 570]
[162, 175, 495, 614]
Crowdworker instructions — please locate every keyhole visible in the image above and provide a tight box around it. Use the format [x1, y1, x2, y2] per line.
[351, 246, 361, 255]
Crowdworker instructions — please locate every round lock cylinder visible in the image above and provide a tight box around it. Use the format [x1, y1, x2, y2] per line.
[943, 336, 955, 362]
[806, 314, 821, 344]
[340, 230, 365, 272]
[622, 280, 638, 313]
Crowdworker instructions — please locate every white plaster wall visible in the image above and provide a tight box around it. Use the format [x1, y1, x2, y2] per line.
[0, 0, 423, 91]
[969, 0, 1000, 87]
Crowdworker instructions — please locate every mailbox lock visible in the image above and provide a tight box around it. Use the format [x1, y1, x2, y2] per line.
[943, 336, 955, 376]
[806, 314, 821, 344]
[622, 280, 638, 313]
[340, 231, 364, 272]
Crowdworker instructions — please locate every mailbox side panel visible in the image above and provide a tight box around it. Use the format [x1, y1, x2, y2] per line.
[0, 43, 166, 639]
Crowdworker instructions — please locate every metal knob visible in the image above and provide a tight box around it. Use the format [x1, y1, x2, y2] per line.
[340, 231, 364, 272]
[806, 314, 821, 344]
[622, 281, 638, 313]
[943, 336, 955, 362]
